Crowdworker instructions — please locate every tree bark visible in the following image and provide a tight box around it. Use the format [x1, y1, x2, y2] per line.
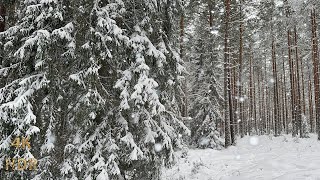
[238, 0, 244, 138]
[249, 46, 254, 135]
[308, 64, 315, 133]
[224, 0, 232, 147]
[282, 50, 289, 134]
[311, 9, 320, 140]
[231, 60, 237, 144]
[293, 26, 303, 137]
[272, 39, 280, 136]
[284, 0, 297, 137]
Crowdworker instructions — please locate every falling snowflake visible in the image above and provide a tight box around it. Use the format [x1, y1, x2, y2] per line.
[249, 136, 259, 146]
[239, 97, 245, 102]
[168, 79, 174, 85]
[199, 137, 210, 147]
[154, 143, 162, 152]
[89, 112, 96, 119]
[270, 78, 275, 83]
[210, 30, 219, 35]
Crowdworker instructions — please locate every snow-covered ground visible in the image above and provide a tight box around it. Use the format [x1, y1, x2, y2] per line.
[163, 134, 320, 180]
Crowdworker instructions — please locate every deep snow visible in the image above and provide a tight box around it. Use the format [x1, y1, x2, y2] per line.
[163, 134, 320, 180]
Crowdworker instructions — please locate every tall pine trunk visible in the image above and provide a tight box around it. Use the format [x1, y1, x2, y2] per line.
[284, 0, 297, 137]
[311, 9, 320, 140]
[308, 65, 315, 133]
[231, 62, 237, 144]
[272, 39, 280, 136]
[238, 0, 244, 138]
[294, 26, 303, 137]
[224, 0, 232, 147]
[249, 47, 254, 135]
[282, 51, 289, 134]
[288, 30, 297, 136]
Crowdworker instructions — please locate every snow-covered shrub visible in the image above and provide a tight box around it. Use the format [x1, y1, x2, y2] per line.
[194, 115, 224, 150]
[269, 130, 274, 140]
[0, 0, 190, 179]
[181, 145, 189, 158]
[191, 159, 204, 175]
[251, 127, 258, 136]
[282, 135, 288, 142]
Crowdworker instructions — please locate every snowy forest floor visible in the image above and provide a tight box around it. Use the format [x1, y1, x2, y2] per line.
[163, 134, 320, 180]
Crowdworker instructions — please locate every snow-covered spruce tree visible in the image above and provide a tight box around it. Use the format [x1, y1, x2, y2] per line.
[62, 0, 189, 179]
[184, 0, 224, 149]
[57, 1, 129, 179]
[0, 0, 76, 179]
[1, 0, 189, 179]
[113, 0, 190, 179]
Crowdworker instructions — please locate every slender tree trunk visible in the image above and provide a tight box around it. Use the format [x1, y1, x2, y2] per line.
[284, 0, 297, 136]
[279, 75, 284, 132]
[258, 71, 263, 135]
[272, 39, 280, 136]
[246, 87, 250, 135]
[244, 88, 248, 135]
[231, 63, 237, 144]
[266, 86, 271, 134]
[253, 68, 258, 134]
[224, 0, 232, 147]
[293, 26, 303, 137]
[282, 51, 288, 134]
[249, 47, 254, 135]
[230, 47, 236, 145]
[311, 9, 320, 140]
[300, 54, 306, 115]
[288, 29, 297, 136]
[308, 65, 315, 133]
[263, 56, 268, 134]
[180, 14, 184, 59]
[262, 73, 266, 134]
[238, 0, 244, 138]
